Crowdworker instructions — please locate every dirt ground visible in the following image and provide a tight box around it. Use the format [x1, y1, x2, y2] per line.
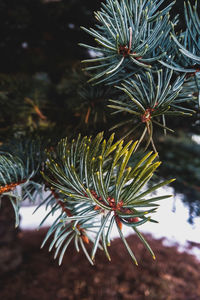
[1, 228, 200, 300]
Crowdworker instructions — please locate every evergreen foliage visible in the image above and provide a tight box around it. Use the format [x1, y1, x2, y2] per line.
[0, 138, 43, 226]
[0, 0, 200, 266]
[80, 0, 176, 84]
[108, 68, 194, 149]
[41, 132, 173, 265]
[160, 0, 200, 103]
[162, 0, 200, 72]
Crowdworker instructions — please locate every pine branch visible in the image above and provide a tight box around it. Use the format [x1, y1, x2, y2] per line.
[41, 132, 174, 265]
[80, 0, 175, 84]
[108, 68, 195, 149]
[159, 1, 200, 102]
[0, 138, 44, 226]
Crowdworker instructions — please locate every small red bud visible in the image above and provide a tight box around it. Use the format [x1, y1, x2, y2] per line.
[129, 217, 139, 223]
[115, 216, 123, 230]
[81, 235, 89, 244]
[94, 205, 100, 210]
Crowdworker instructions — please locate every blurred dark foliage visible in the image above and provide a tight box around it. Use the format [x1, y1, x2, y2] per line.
[0, 0, 101, 80]
[0, 72, 51, 139]
[158, 135, 200, 223]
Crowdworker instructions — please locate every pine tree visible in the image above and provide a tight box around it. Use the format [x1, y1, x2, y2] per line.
[0, 0, 200, 269]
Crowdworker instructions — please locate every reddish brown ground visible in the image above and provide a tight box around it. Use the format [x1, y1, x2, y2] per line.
[1, 229, 200, 300]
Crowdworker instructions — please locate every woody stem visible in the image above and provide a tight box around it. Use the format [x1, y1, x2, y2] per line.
[134, 126, 147, 152]
[146, 122, 157, 154]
